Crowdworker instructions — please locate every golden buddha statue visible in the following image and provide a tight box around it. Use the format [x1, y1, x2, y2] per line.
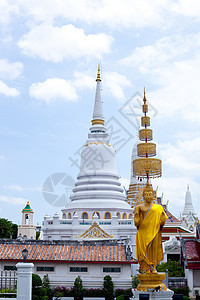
[134, 181, 168, 274]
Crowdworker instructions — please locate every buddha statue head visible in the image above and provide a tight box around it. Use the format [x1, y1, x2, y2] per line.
[143, 181, 154, 204]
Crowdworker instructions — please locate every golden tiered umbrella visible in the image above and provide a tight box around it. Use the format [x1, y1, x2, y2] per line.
[133, 89, 162, 180]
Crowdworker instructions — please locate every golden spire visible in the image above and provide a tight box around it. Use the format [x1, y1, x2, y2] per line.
[96, 64, 101, 82]
[133, 88, 161, 180]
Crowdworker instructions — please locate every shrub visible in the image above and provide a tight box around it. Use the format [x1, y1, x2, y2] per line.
[131, 275, 140, 288]
[115, 289, 133, 297]
[171, 284, 190, 296]
[116, 296, 124, 300]
[82, 288, 104, 297]
[32, 273, 42, 288]
[156, 259, 185, 277]
[43, 274, 51, 297]
[103, 275, 114, 300]
[73, 275, 83, 298]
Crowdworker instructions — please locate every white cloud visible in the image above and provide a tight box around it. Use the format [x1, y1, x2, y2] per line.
[18, 23, 113, 62]
[0, 59, 23, 80]
[29, 78, 78, 103]
[73, 72, 95, 90]
[0, 80, 19, 97]
[29, 70, 130, 103]
[4, 185, 24, 191]
[16, 0, 170, 29]
[121, 34, 200, 121]
[171, 0, 200, 18]
[0, 0, 19, 24]
[104, 71, 131, 101]
[0, 195, 27, 205]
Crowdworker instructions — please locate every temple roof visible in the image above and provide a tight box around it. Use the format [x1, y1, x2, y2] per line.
[0, 240, 135, 264]
[163, 208, 180, 223]
[181, 239, 200, 268]
[22, 201, 33, 213]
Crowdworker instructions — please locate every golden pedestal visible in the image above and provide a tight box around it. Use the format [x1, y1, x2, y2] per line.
[137, 273, 167, 292]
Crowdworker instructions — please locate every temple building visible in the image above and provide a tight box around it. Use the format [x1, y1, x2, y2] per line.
[42, 66, 136, 256]
[17, 201, 36, 239]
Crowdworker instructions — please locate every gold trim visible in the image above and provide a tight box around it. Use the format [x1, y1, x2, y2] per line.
[139, 129, 153, 141]
[137, 142, 156, 157]
[141, 116, 150, 127]
[91, 119, 105, 125]
[78, 221, 113, 239]
[84, 142, 112, 147]
[133, 158, 162, 178]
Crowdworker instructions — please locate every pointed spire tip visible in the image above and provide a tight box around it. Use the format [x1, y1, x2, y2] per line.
[96, 64, 101, 82]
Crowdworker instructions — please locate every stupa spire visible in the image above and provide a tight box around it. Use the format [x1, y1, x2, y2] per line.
[183, 185, 196, 215]
[91, 64, 104, 126]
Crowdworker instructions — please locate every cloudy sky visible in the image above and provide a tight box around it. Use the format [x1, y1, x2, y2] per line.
[1, 0, 200, 225]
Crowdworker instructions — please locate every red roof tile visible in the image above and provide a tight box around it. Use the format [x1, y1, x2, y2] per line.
[184, 240, 200, 261]
[0, 240, 134, 264]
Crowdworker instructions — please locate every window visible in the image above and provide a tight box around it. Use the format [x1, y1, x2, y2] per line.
[92, 212, 100, 219]
[36, 267, 54, 272]
[116, 212, 121, 219]
[104, 212, 111, 219]
[68, 213, 72, 219]
[81, 212, 88, 219]
[103, 267, 121, 273]
[128, 213, 133, 219]
[122, 213, 127, 219]
[70, 267, 88, 272]
[62, 213, 66, 219]
[4, 266, 17, 271]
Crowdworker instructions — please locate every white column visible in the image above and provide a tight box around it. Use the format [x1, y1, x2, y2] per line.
[16, 262, 34, 300]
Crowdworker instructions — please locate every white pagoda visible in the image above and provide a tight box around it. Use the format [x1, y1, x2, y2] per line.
[42, 66, 135, 249]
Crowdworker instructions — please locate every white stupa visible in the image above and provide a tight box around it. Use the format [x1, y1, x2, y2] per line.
[42, 66, 135, 248]
[181, 185, 198, 232]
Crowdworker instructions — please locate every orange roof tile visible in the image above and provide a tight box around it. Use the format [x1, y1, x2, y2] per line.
[0, 240, 135, 264]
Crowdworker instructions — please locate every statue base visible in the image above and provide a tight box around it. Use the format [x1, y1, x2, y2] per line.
[137, 273, 167, 292]
[132, 288, 174, 300]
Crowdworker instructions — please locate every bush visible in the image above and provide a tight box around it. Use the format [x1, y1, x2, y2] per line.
[171, 284, 190, 296]
[82, 288, 104, 297]
[32, 273, 42, 288]
[73, 275, 83, 298]
[43, 274, 51, 297]
[103, 275, 114, 300]
[131, 275, 140, 288]
[115, 289, 133, 297]
[183, 296, 190, 300]
[34, 287, 47, 297]
[156, 260, 185, 277]
[32, 296, 39, 300]
[116, 296, 124, 300]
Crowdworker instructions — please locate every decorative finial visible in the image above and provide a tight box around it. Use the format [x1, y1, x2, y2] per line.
[143, 87, 147, 104]
[27, 201, 30, 205]
[187, 184, 189, 191]
[96, 64, 101, 82]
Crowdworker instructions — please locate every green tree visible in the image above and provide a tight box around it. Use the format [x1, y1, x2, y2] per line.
[156, 259, 185, 277]
[0, 218, 17, 239]
[103, 275, 114, 300]
[73, 276, 83, 299]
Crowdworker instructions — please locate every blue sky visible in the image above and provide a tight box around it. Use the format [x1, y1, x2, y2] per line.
[1, 0, 200, 225]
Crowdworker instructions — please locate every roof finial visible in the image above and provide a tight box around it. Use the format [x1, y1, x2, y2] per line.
[187, 184, 189, 191]
[96, 64, 101, 82]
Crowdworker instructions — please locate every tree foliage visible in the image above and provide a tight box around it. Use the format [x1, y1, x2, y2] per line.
[156, 259, 185, 277]
[73, 276, 83, 298]
[0, 218, 17, 239]
[103, 275, 114, 300]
